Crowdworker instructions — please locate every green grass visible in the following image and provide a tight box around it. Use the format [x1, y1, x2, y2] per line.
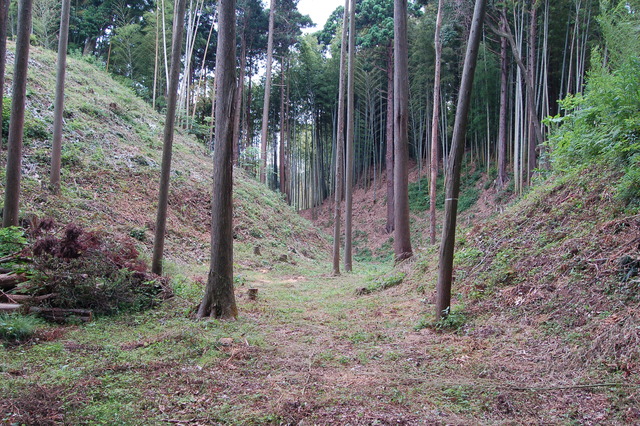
[408, 167, 482, 214]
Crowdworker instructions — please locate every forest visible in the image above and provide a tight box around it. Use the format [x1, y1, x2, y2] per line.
[1, 0, 640, 423]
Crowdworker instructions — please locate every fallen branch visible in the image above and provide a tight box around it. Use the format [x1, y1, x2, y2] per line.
[28, 307, 93, 323]
[0, 293, 58, 304]
[0, 273, 27, 290]
[0, 303, 22, 313]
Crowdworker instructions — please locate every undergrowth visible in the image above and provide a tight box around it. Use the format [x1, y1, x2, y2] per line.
[408, 166, 482, 214]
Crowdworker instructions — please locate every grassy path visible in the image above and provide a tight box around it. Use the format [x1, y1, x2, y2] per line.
[1, 261, 626, 424]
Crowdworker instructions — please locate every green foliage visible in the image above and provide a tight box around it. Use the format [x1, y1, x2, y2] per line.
[616, 162, 640, 210]
[547, 2, 640, 208]
[435, 305, 467, 332]
[2, 97, 48, 144]
[0, 227, 27, 257]
[0, 314, 44, 342]
[359, 272, 405, 294]
[409, 168, 482, 213]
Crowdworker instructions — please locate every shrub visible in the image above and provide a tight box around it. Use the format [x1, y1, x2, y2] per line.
[0, 314, 44, 342]
[23, 221, 171, 315]
[0, 227, 27, 257]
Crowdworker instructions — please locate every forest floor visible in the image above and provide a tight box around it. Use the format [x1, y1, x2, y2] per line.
[2, 253, 636, 424]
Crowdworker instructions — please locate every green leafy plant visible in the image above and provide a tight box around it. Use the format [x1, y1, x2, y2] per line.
[0, 314, 44, 342]
[0, 226, 27, 257]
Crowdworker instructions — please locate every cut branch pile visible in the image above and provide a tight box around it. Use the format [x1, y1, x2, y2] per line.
[0, 218, 172, 322]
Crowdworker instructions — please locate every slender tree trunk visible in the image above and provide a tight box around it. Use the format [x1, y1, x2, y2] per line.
[232, 15, 248, 164]
[527, 1, 537, 183]
[497, 9, 508, 188]
[161, 0, 169, 93]
[260, 0, 275, 183]
[197, 0, 238, 320]
[0, 0, 10, 150]
[2, 0, 33, 227]
[279, 59, 286, 193]
[332, 0, 349, 276]
[385, 45, 395, 234]
[191, 13, 216, 125]
[429, 0, 443, 245]
[49, 0, 71, 194]
[344, 0, 356, 272]
[151, 0, 187, 274]
[244, 58, 253, 158]
[435, 0, 486, 320]
[494, 14, 544, 152]
[284, 58, 291, 202]
[152, 2, 160, 110]
[393, 0, 413, 262]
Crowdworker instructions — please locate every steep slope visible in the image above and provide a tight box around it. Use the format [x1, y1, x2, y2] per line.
[0, 43, 327, 269]
[398, 164, 640, 422]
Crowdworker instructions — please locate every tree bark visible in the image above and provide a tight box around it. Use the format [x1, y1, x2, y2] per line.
[497, 9, 508, 188]
[279, 59, 286, 192]
[2, 0, 33, 227]
[332, 0, 349, 276]
[197, 0, 238, 320]
[385, 45, 394, 234]
[527, 1, 538, 184]
[232, 14, 248, 164]
[151, 0, 187, 275]
[393, 0, 413, 262]
[436, 0, 486, 320]
[49, 0, 71, 194]
[0, 0, 10, 151]
[429, 0, 443, 245]
[259, 0, 275, 184]
[343, 0, 356, 272]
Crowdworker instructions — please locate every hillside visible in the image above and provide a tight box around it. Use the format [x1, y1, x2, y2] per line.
[0, 43, 327, 270]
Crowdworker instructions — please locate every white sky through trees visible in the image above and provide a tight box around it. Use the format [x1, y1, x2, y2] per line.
[297, 0, 344, 33]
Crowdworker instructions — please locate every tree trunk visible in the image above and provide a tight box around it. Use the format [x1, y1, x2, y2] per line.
[232, 15, 248, 164]
[385, 45, 394, 234]
[279, 59, 286, 193]
[436, 0, 486, 320]
[260, 0, 275, 184]
[343, 0, 356, 272]
[197, 0, 238, 320]
[429, 0, 443, 245]
[393, 0, 413, 262]
[527, 1, 537, 184]
[0, 0, 10, 151]
[152, 2, 160, 110]
[49, 0, 71, 194]
[497, 9, 508, 188]
[151, 0, 187, 274]
[2, 0, 33, 227]
[332, 0, 349, 276]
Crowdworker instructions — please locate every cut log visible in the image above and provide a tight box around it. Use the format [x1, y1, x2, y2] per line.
[0, 303, 22, 313]
[1, 293, 58, 304]
[247, 288, 258, 301]
[28, 307, 93, 323]
[0, 273, 27, 290]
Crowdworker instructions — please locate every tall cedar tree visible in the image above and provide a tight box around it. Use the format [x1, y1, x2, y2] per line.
[436, 0, 487, 319]
[429, 0, 444, 244]
[49, 0, 71, 193]
[343, 0, 356, 272]
[2, 0, 33, 227]
[151, 0, 187, 274]
[0, 0, 9, 149]
[332, 0, 349, 276]
[393, 0, 412, 262]
[259, 0, 275, 184]
[197, 0, 238, 319]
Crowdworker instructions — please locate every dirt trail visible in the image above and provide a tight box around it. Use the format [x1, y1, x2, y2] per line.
[220, 267, 625, 425]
